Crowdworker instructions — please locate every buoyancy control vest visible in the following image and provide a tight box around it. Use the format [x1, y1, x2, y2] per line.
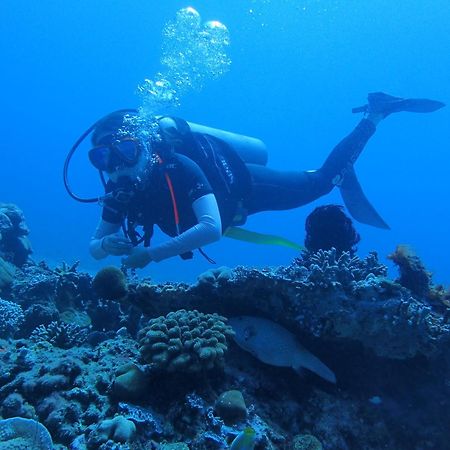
[153, 116, 266, 226]
[155, 116, 265, 199]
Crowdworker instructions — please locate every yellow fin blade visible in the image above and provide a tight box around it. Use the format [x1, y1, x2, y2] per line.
[224, 226, 304, 251]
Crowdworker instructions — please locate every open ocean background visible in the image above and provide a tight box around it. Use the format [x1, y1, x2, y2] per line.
[1, 0, 449, 284]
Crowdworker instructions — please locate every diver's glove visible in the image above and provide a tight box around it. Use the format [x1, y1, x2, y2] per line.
[122, 247, 152, 269]
[101, 234, 134, 256]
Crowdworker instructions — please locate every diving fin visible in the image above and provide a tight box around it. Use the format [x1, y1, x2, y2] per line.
[352, 92, 445, 115]
[224, 226, 304, 251]
[339, 166, 390, 229]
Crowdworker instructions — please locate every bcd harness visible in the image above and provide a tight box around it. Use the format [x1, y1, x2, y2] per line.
[121, 150, 303, 264]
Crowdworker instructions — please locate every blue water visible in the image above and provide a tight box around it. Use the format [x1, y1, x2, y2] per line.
[1, 0, 449, 283]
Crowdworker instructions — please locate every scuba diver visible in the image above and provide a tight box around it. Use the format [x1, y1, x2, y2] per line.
[64, 92, 444, 269]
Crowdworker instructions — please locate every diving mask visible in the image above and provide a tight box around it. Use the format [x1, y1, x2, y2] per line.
[88, 138, 141, 173]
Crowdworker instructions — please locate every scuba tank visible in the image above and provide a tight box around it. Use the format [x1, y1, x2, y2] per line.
[187, 121, 268, 166]
[157, 116, 268, 166]
[64, 110, 268, 203]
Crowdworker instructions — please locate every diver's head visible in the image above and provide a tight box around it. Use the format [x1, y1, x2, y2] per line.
[88, 137, 143, 180]
[89, 111, 149, 182]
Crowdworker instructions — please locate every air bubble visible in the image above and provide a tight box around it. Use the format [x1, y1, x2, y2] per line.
[138, 7, 231, 115]
[125, 7, 231, 159]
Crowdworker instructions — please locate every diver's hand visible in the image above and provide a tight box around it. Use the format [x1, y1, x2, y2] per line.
[101, 234, 133, 256]
[122, 247, 152, 269]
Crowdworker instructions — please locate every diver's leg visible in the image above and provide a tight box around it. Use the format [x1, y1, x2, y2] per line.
[314, 91, 445, 185]
[244, 89, 445, 218]
[244, 164, 332, 214]
[318, 114, 382, 185]
[244, 114, 383, 216]
[322, 91, 446, 185]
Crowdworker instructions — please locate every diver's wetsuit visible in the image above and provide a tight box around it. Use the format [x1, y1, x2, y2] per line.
[101, 134, 252, 235]
[103, 119, 375, 231]
[88, 93, 444, 264]
[95, 118, 376, 261]
[243, 119, 376, 214]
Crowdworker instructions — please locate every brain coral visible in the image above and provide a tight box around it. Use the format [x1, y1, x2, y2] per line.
[92, 266, 128, 300]
[138, 309, 234, 373]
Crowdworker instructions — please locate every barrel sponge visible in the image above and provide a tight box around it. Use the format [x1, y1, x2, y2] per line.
[137, 309, 235, 373]
[0, 418, 53, 450]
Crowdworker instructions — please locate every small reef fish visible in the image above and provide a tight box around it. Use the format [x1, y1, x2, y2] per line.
[229, 427, 256, 450]
[229, 316, 336, 384]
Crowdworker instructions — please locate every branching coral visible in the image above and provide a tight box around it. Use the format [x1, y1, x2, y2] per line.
[281, 248, 387, 289]
[138, 309, 234, 372]
[30, 321, 87, 349]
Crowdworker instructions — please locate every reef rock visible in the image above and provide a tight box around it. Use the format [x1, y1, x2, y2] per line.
[215, 389, 247, 424]
[0, 203, 32, 267]
[112, 363, 150, 401]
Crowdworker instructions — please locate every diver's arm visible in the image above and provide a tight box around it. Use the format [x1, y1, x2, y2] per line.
[148, 193, 222, 262]
[89, 219, 131, 259]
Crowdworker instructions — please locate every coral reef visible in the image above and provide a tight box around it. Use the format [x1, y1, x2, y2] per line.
[92, 266, 128, 301]
[30, 321, 88, 349]
[196, 266, 233, 286]
[388, 245, 450, 316]
[0, 393, 35, 419]
[129, 252, 450, 360]
[285, 248, 388, 290]
[138, 309, 234, 373]
[0, 332, 139, 446]
[0, 417, 53, 449]
[87, 415, 136, 446]
[293, 433, 323, 450]
[0, 299, 24, 339]
[0, 203, 32, 267]
[0, 244, 449, 449]
[214, 390, 247, 425]
[388, 244, 432, 297]
[0, 258, 15, 291]
[112, 363, 150, 402]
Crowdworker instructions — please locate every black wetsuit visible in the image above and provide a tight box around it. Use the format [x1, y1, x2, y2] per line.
[244, 119, 376, 213]
[101, 118, 375, 237]
[101, 133, 251, 238]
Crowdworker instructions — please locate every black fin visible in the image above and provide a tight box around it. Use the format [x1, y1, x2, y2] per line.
[387, 97, 446, 113]
[352, 92, 445, 115]
[339, 166, 390, 229]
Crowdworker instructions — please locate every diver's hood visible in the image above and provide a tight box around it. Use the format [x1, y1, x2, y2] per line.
[91, 110, 140, 146]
